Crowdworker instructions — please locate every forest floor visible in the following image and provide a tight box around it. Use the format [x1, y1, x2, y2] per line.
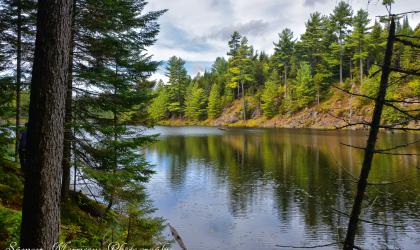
[0, 158, 166, 248]
[159, 88, 419, 130]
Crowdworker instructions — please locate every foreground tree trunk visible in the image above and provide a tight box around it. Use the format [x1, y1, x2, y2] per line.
[61, 0, 77, 201]
[20, 0, 73, 248]
[343, 16, 395, 250]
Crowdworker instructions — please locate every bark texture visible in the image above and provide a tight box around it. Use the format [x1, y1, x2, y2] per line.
[61, 0, 77, 201]
[343, 16, 395, 250]
[20, 0, 73, 248]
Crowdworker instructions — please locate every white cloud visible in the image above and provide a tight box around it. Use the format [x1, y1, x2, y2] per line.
[149, 72, 169, 84]
[145, 0, 420, 77]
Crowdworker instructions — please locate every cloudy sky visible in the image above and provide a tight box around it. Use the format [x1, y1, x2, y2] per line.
[145, 0, 420, 81]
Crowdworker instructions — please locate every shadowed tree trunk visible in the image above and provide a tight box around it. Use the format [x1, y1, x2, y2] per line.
[15, 0, 22, 161]
[343, 16, 395, 250]
[20, 0, 73, 248]
[61, 0, 77, 201]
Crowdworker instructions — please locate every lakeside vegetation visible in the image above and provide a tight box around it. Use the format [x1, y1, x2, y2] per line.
[0, 0, 418, 249]
[148, 2, 419, 129]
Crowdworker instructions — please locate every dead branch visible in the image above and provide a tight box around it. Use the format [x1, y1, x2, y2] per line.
[377, 139, 420, 152]
[395, 37, 420, 49]
[275, 242, 339, 249]
[367, 179, 408, 185]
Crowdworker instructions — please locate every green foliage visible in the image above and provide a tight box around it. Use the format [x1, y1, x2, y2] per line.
[185, 84, 207, 121]
[0, 160, 23, 208]
[145, 2, 416, 127]
[0, 205, 21, 249]
[166, 56, 190, 117]
[59, 192, 166, 249]
[148, 89, 170, 121]
[261, 80, 279, 118]
[273, 28, 295, 82]
[73, 0, 165, 217]
[228, 36, 254, 92]
[207, 84, 222, 119]
[285, 62, 316, 112]
[0, 77, 15, 160]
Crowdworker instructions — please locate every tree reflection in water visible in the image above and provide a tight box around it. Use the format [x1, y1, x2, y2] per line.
[145, 127, 419, 250]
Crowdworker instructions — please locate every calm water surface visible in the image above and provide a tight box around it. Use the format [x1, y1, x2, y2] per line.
[144, 126, 419, 250]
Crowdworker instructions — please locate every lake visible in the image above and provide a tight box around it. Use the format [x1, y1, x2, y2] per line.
[144, 126, 419, 250]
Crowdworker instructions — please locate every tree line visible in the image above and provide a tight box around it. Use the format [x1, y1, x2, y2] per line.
[149, 1, 419, 123]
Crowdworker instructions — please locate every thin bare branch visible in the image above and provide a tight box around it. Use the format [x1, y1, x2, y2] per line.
[380, 139, 420, 151]
[275, 242, 339, 249]
[395, 37, 420, 48]
[367, 179, 408, 185]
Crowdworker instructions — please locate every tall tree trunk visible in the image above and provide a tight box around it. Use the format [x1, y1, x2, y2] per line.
[349, 58, 353, 123]
[284, 65, 288, 98]
[241, 81, 246, 121]
[340, 43, 343, 84]
[359, 46, 363, 84]
[20, 0, 73, 248]
[343, 16, 395, 250]
[61, 0, 77, 201]
[15, 0, 22, 161]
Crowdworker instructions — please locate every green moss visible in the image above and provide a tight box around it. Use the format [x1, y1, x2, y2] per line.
[0, 205, 21, 249]
[0, 160, 23, 209]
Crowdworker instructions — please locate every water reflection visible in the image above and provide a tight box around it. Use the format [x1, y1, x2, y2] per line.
[145, 127, 419, 250]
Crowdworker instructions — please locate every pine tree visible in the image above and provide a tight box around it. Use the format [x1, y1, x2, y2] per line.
[0, 0, 36, 160]
[286, 61, 316, 112]
[348, 9, 370, 84]
[185, 84, 207, 121]
[207, 83, 222, 119]
[330, 1, 353, 84]
[261, 80, 279, 118]
[71, 0, 165, 211]
[367, 21, 385, 69]
[148, 88, 170, 121]
[300, 13, 328, 74]
[300, 12, 332, 104]
[273, 28, 295, 95]
[166, 56, 190, 118]
[227, 31, 242, 57]
[0, 77, 14, 160]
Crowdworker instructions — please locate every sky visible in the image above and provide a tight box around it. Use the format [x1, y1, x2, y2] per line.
[145, 0, 420, 82]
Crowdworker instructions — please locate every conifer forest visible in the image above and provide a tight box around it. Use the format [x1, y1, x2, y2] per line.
[0, 0, 419, 249]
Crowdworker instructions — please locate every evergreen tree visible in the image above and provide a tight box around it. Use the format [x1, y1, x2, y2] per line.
[228, 37, 254, 120]
[300, 12, 332, 104]
[165, 56, 190, 118]
[184, 84, 207, 121]
[300, 13, 328, 74]
[348, 9, 370, 84]
[330, 1, 353, 84]
[273, 28, 295, 94]
[227, 31, 242, 57]
[0, 77, 14, 160]
[261, 80, 279, 118]
[148, 88, 170, 121]
[367, 21, 385, 68]
[72, 0, 165, 212]
[286, 61, 316, 112]
[207, 83, 222, 119]
[0, 0, 36, 159]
